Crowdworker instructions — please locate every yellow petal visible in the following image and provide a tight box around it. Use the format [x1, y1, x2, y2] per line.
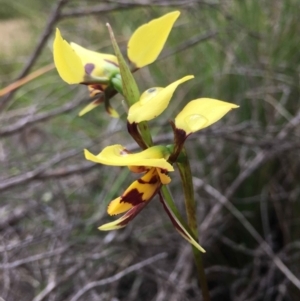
[128, 11, 180, 68]
[156, 168, 171, 185]
[127, 75, 194, 123]
[107, 168, 160, 215]
[70, 42, 119, 78]
[107, 196, 132, 215]
[78, 100, 102, 116]
[84, 145, 174, 171]
[98, 218, 126, 231]
[53, 28, 85, 84]
[175, 98, 239, 135]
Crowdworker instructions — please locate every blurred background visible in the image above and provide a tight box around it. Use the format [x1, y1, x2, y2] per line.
[1, 0, 300, 300]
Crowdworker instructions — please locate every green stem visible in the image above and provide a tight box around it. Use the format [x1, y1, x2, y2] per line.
[177, 148, 211, 301]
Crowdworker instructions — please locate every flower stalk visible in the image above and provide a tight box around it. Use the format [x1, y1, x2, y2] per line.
[177, 148, 211, 300]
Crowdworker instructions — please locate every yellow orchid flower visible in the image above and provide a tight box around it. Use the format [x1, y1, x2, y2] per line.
[96, 165, 170, 227]
[105, 167, 169, 216]
[53, 28, 121, 117]
[84, 144, 172, 225]
[84, 144, 205, 252]
[175, 98, 239, 136]
[127, 75, 194, 124]
[54, 11, 179, 84]
[53, 28, 119, 85]
[54, 11, 180, 116]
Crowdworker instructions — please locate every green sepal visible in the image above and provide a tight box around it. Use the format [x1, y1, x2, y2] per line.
[106, 24, 140, 107]
[111, 74, 123, 95]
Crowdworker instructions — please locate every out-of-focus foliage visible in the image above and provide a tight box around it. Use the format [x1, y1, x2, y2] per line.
[1, 0, 300, 300]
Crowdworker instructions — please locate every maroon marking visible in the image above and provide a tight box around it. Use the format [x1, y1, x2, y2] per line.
[120, 148, 130, 155]
[158, 168, 168, 175]
[168, 120, 188, 163]
[138, 176, 158, 185]
[117, 187, 162, 227]
[126, 121, 148, 150]
[121, 189, 144, 206]
[118, 202, 148, 227]
[88, 84, 104, 96]
[175, 128, 187, 145]
[85, 63, 95, 75]
[158, 192, 187, 237]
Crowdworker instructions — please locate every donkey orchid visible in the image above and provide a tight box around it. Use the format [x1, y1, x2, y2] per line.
[84, 144, 172, 222]
[84, 144, 206, 252]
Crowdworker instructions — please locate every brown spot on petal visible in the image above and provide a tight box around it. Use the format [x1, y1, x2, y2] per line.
[121, 189, 144, 206]
[159, 168, 168, 175]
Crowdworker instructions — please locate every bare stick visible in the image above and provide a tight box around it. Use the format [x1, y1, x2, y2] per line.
[0, 246, 68, 269]
[0, 0, 69, 111]
[70, 252, 167, 301]
[195, 178, 300, 290]
[0, 95, 87, 137]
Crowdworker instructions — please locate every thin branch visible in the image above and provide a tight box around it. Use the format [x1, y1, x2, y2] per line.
[160, 31, 218, 60]
[0, 201, 38, 230]
[0, 0, 69, 111]
[38, 161, 97, 179]
[60, 0, 212, 19]
[0, 246, 69, 269]
[32, 263, 83, 301]
[70, 252, 167, 301]
[60, 3, 131, 18]
[0, 96, 87, 137]
[195, 178, 300, 290]
[0, 148, 86, 192]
